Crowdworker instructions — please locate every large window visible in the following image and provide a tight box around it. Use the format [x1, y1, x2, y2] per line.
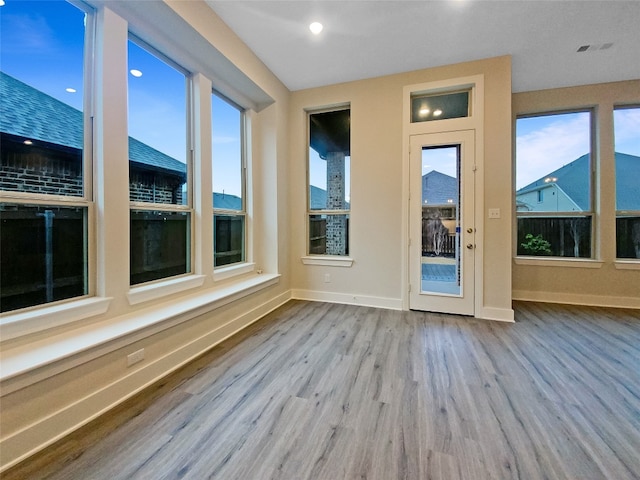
[212, 93, 246, 267]
[0, 0, 92, 312]
[614, 106, 640, 260]
[515, 111, 593, 258]
[308, 108, 351, 256]
[128, 38, 191, 285]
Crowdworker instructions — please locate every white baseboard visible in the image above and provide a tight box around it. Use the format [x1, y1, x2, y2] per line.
[513, 289, 640, 310]
[476, 306, 515, 323]
[0, 290, 291, 473]
[291, 289, 403, 311]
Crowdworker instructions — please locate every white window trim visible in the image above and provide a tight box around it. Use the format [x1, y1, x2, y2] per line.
[0, 296, 112, 342]
[514, 257, 604, 268]
[615, 260, 640, 270]
[213, 262, 256, 282]
[301, 256, 354, 267]
[127, 274, 206, 305]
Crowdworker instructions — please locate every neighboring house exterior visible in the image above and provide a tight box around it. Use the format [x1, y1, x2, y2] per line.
[0, 72, 187, 203]
[516, 152, 640, 212]
[516, 152, 640, 258]
[213, 192, 242, 210]
[421, 170, 458, 256]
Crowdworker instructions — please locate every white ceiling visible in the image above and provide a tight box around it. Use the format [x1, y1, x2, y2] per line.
[206, 0, 640, 93]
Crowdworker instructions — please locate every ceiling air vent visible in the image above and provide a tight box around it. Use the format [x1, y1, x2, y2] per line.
[577, 43, 614, 53]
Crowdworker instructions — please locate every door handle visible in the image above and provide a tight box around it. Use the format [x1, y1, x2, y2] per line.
[466, 228, 474, 234]
[466, 243, 474, 249]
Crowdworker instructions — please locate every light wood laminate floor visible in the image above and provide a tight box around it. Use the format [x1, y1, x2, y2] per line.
[5, 300, 640, 480]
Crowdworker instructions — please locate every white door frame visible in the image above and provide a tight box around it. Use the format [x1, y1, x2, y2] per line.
[409, 130, 476, 315]
[401, 74, 485, 316]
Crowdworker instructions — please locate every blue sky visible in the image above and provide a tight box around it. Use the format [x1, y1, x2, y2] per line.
[0, 0, 85, 110]
[517, 109, 640, 190]
[422, 146, 457, 179]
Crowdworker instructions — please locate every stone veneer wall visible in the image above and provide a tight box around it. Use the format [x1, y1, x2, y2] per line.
[325, 151, 347, 255]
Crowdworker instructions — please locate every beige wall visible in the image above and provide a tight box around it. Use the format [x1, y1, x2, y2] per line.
[512, 80, 640, 308]
[289, 56, 514, 318]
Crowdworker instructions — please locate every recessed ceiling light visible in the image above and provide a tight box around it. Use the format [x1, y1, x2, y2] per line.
[309, 22, 323, 35]
[66, 87, 76, 93]
[24, 140, 33, 145]
[419, 107, 430, 116]
[433, 109, 443, 116]
[130, 69, 143, 78]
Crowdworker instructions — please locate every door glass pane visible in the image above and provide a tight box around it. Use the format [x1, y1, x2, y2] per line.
[421, 146, 460, 295]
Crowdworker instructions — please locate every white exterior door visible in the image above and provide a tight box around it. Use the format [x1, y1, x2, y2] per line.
[409, 130, 475, 315]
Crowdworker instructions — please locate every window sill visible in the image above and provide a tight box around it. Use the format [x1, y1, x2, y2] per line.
[213, 262, 256, 282]
[301, 256, 354, 267]
[127, 274, 206, 306]
[0, 273, 280, 384]
[514, 257, 604, 268]
[615, 260, 640, 270]
[0, 297, 112, 343]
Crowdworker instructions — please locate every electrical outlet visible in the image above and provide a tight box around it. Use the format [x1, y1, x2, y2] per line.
[127, 348, 145, 367]
[488, 208, 501, 219]
[324, 273, 331, 283]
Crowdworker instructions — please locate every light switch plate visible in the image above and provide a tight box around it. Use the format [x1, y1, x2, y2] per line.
[488, 208, 501, 219]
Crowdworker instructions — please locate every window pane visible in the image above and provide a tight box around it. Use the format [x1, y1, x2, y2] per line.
[130, 210, 190, 285]
[517, 216, 592, 258]
[128, 40, 187, 205]
[212, 94, 243, 211]
[308, 109, 350, 256]
[214, 214, 245, 267]
[0, 0, 87, 196]
[516, 112, 591, 213]
[516, 111, 592, 259]
[411, 91, 469, 123]
[616, 216, 640, 259]
[1, 204, 88, 313]
[309, 214, 350, 256]
[614, 107, 640, 259]
[309, 109, 351, 212]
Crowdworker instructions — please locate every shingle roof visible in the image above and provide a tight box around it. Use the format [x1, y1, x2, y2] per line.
[517, 152, 640, 211]
[517, 153, 590, 210]
[1, 72, 185, 177]
[1, 71, 82, 149]
[614, 152, 640, 211]
[422, 170, 457, 205]
[213, 192, 242, 210]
